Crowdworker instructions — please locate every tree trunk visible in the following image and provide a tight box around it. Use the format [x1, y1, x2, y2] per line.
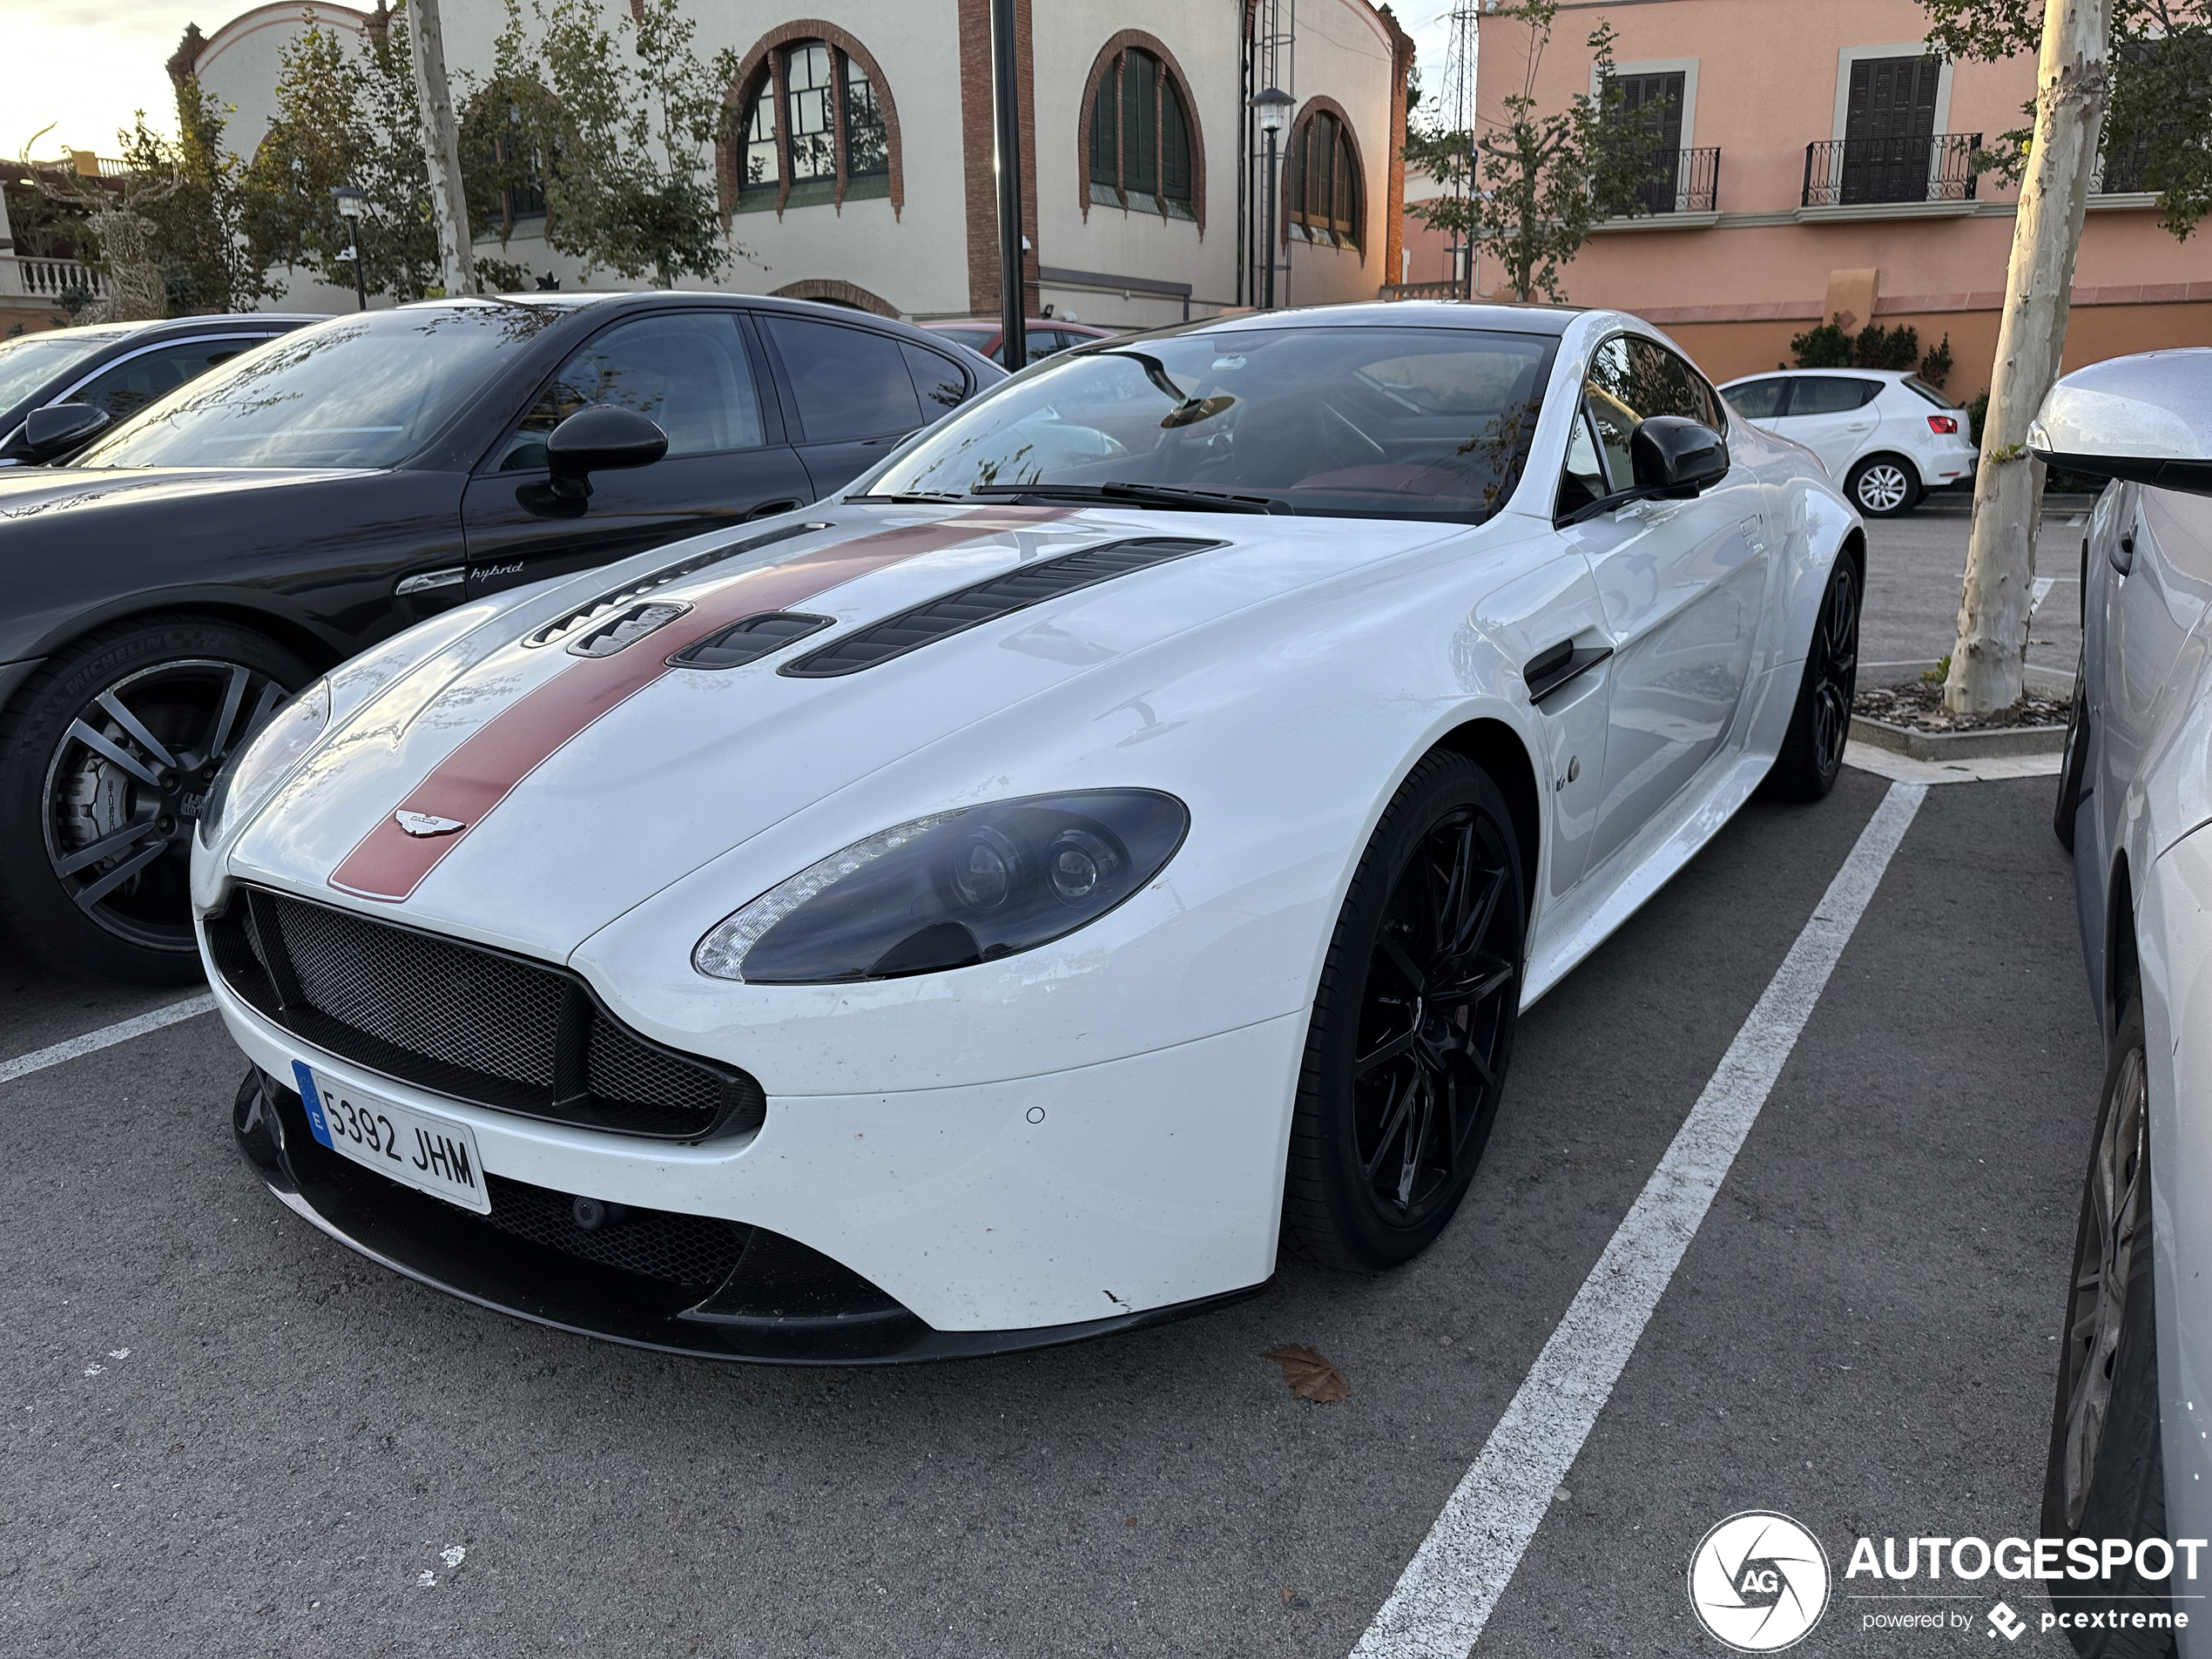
[408, 0, 478, 298]
[1945, 0, 2110, 714]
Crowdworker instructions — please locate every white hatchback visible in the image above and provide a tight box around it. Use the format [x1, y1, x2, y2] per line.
[1719, 368, 1978, 516]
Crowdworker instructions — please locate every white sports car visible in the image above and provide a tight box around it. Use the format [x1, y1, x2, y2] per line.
[193, 302, 1863, 1362]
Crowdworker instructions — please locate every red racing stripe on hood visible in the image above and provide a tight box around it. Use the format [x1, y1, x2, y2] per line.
[328, 510, 1068, 902]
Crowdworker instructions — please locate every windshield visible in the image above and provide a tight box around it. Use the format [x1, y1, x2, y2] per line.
[78, 305, 567, 470]
[864, 326, 1557, 522]
[0, 330, 126, 415]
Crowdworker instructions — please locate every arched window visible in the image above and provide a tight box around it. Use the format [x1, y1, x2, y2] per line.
[727, 30, 896, 215]
[1083, 41, 1197, 224]
[1286, 107, 1362, 250]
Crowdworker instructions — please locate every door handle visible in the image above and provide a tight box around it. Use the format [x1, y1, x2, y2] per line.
[744, 498, 805, 521]
[395, 565, 466, 596]
[2110, 528, 2135, 577]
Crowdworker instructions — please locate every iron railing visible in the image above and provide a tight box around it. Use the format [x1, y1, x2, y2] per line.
[2093, 131, 2154, 194]
[1802, 132, 1980, 206]
[1608, 145, 1722, 216]
[1380, 279, 1467, 302]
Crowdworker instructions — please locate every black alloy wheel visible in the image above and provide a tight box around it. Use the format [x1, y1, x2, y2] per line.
[1284, 752, 1526, 1271]
[2042, 995, 2175, 1656]
[1764, 556, 1860, 802]
[0, 617, 309, 982]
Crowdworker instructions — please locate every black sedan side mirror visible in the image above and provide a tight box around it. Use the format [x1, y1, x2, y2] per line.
[1630, 415, 1729, 497]
[545, 406, 669, 502]
[21, 402, 111, 464]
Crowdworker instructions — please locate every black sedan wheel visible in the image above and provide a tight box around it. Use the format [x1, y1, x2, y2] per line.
[1284, 752, 1525, 1271]
[2041, 995, 2175, 1656]
[1764, 555, 1860, 802]
[0, 617, 308, 982]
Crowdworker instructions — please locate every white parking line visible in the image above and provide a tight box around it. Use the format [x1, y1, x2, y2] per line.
[1352, 781, 1928, 1658]
[0, 995, 218, 1088]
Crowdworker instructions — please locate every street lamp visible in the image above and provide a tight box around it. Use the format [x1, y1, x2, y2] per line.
[331, 185, 368, 312]
[1251, 88, 1294, 310]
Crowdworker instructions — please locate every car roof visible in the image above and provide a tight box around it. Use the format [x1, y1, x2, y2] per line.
[1191, 300, 1582, 338]
[1720, 368, 1910, 385]
[14, 314, 320, 344]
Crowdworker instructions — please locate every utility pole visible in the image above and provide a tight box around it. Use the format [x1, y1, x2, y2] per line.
[988, 0, 1026, 369]
[407, 0, 478, 297]
[1945, 0, 2112, 714]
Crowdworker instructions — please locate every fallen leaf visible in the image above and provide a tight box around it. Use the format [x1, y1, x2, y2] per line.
[1264, 1344, 1350, 1402]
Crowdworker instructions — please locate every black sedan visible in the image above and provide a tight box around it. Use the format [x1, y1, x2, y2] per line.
[0, 313, 319, 464]
[0, 292, 1001, 982]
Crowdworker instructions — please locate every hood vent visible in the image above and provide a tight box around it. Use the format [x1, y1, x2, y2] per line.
[523, 519, 830, 650]
[780, 536, 1223, 678]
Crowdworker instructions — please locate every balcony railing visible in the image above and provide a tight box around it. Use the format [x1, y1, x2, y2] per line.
[2093, 132, 2154, 195]
[1606, 145, 1722, 217]
[1380, 280, 1467, 302]
[0, 254, 108, 302]
[1802, 133, 1980, 207]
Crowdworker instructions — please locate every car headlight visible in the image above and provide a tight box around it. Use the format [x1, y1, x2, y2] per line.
[198, 677, 332, 849]
[693, 790, 1189, 983]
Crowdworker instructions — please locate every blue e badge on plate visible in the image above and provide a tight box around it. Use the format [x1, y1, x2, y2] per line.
[293, 1061, 336, 1149]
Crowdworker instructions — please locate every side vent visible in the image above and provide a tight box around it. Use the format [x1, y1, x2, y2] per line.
[668, 612, 834, 670]
[780, 536, 1223, 678]
[523, 520, 831, 650]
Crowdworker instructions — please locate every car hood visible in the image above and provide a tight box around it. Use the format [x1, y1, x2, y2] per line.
[0, 462, 370, 524]
[223, 502, 1473, 960]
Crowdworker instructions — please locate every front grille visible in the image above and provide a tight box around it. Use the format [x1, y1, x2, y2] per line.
[210, 886, 762, 1141]
[480, 1175, 749, 1288]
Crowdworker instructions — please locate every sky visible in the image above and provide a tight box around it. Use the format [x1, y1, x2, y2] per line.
[0, 0, 1468, 164]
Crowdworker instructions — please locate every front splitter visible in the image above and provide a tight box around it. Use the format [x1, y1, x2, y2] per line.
[233, 1068, 1266, 1366]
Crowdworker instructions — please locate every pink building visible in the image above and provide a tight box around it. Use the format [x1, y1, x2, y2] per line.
[1406, 0, 2211, 398]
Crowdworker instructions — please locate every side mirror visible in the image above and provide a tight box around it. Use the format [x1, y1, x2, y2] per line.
[20, 401, 111, 464]
[1629, 415, 1729, 496]
[544, 405, 669, 502]
[2029, 348, 2212, 497]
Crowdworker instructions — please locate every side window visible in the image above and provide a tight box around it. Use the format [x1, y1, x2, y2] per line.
[764, 316, 926, 442]
[69, 340, 261, 423]
[900, 342, 968, 416]
[1789, 376, 1883, 416]
[1622, 336, 1720, 428]
[495, 314, 765, 472]
[1557, 408, 1609, 518]
[1726, 378, 1790, 421]
[1581, 337, 1639, 492]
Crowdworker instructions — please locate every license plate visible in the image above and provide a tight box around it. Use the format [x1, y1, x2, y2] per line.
[293, 1062, 490, 1215]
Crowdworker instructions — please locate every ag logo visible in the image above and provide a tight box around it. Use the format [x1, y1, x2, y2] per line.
[1687, 1511, 1831, 1652]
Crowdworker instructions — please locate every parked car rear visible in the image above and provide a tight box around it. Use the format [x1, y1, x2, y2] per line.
[1719, 367, 1977, 516]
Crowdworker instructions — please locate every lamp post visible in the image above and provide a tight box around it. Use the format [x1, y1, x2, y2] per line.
[988, 0, 1026, 370]
[1251, 88, 1293, 310]
[332, 185, 368, 312]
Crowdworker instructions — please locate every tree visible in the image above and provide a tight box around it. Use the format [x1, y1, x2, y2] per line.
[118, 79, 279, 314]
[1928, 0, 2210, 713]
[1402, 0, 1669, 302]
[242, 13, 442, 301]
[478, 0, 747, 289]
[13, 130, 171, 323]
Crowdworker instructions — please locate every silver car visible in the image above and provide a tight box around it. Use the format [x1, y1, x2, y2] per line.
[2040, 347, 2212, 1656]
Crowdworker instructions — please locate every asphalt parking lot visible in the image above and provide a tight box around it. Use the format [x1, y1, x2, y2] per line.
[2, 509, 2108, 1657]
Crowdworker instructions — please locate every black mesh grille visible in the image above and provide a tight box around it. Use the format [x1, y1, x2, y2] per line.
[209, 887, 762, 1141]
[480, 1175, 750, 1288]
[781, 537, 1221, 677]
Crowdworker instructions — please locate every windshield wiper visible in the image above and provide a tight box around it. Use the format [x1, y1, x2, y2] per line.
[857, 489, 971, 504]
[965, 481, 1290, 516]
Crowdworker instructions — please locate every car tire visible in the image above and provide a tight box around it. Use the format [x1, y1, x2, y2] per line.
[2055, 643, 2092, 853]
[2041, 995, 2175, 1657]
[1763, 554, 1860, 803]
[1281, 752, 1526, 1273]
[0, 616, 311, 984]
[1845, 453, 1921, 517]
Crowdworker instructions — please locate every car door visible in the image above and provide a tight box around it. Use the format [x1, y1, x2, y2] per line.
[1561, 334, 1770, 872]
[2101, 486, 2212, 838]
[1776, 376, 1881, 477]
[758, 314, 969, 496]
[462, 309, 814, 600]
